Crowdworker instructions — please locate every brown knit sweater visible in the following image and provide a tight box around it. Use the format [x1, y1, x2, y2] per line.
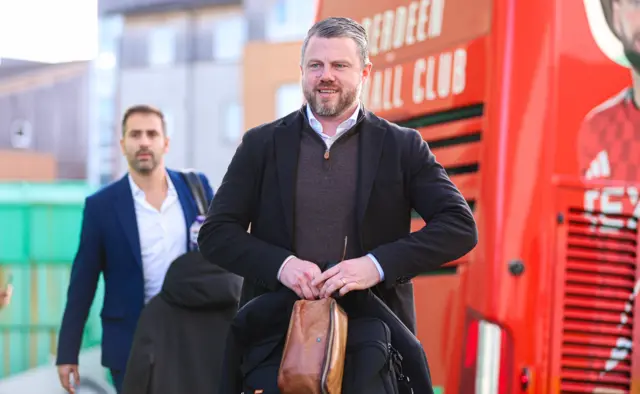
[293, 122, 363, 264]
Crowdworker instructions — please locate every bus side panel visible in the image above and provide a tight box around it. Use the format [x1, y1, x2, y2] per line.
[413, 273, 466, 393]
[411, 216, 469, 393]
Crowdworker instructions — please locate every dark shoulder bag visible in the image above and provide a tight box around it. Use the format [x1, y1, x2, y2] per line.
[180, 170, 208, 216]
[180, 170, 210, 252]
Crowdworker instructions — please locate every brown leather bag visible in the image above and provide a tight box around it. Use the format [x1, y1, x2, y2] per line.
[277, 297, 349, 394]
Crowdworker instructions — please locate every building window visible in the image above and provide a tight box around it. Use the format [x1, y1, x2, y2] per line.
[99, 144, 114, 184]
[163, 111, 175, 139]
[99, 129, 114, 146]
[274, 0, 287, 24]
[222, 103, 243, 143]
[99, 97, 114, 122]
[148, 26, 176, 66]
[119, 30, 146, 68]
[213, 15, 247, 61]
[266, 0, 316, 42]
[276, 83, 303, 118]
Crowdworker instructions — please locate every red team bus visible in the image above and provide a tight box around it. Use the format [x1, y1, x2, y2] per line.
[314, 0, 640, 392]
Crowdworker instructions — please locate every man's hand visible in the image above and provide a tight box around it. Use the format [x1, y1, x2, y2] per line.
[57, 364, 80, 394]
[312, 255, 381, 299]
[279, 257, 322, 300]
[0, 284, 12, 309]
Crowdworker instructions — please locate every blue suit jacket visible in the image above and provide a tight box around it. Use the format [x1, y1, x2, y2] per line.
[56, 168, 214, 370]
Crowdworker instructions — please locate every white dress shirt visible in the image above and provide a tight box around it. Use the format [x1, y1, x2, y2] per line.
[277, 104, 386, 281]
[129, 174, 187, 303]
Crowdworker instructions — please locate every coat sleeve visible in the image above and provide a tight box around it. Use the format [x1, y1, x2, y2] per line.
[56, 197, 104, 365]
[197, 129, 293, 291]
[371, 129, 478, 286]
[121, 313, 154, 394]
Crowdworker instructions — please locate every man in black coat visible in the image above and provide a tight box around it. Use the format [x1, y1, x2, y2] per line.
[120, 252, 242, 394]
[198, 16, 478, 334]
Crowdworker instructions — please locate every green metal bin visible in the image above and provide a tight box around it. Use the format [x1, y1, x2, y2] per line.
[0, 181, 103, 378]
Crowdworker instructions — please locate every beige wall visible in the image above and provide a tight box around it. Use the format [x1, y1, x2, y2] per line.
[123, 4, 242, 26]
[243, 41, 302, 130]
[0, 61, 90, 179]
[0, 150, 56, 181]
[0, 62, 87, 96]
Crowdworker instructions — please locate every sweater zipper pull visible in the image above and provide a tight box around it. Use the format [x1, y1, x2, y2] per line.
[324, 149, 330, 160]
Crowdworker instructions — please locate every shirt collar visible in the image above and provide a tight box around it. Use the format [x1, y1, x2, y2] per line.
[128, 170, 177, 197]
[306, 102, 361, 132]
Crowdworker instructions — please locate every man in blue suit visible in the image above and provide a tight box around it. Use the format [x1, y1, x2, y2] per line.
[56, 105, 214, 394]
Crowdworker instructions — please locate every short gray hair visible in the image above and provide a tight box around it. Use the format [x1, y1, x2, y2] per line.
[300, 17, 370, 66]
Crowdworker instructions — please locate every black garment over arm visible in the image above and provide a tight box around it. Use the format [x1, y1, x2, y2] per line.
[121, 319, 153, 394]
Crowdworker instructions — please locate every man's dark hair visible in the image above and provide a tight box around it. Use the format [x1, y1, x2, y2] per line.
[121, 104, 166, 136]
[602, 0, 618, 39]
[301, 17, 370, 66]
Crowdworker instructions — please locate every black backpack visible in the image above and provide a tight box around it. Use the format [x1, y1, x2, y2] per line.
[241, 317, 413, 394]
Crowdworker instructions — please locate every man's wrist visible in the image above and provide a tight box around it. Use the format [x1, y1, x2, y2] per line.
[367, 253, 385, 281]
[277, 255, 296, 281]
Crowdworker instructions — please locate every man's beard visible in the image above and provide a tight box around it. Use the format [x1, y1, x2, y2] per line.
[624, 47, 640, 74]
[128, 153, 157, 175]
[620, 31, 640, 74]
[303, 84, 359, 118]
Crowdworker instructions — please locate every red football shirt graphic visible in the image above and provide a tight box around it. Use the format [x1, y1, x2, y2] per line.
[578, 88, 640, 231]
[578, 88, 640, 183]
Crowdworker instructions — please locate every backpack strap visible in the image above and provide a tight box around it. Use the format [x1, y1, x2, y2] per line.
[180, 170, 207, 216]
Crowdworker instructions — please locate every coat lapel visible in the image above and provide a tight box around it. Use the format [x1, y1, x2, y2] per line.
[274, 111, 303, 244]
[357, 111, 387, 225]
[113, 175, 142, 269]
[113, 170, 197, 268]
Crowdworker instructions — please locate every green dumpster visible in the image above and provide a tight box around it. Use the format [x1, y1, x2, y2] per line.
[0, 181, 103, 378]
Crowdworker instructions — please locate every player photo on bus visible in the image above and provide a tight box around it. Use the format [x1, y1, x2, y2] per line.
[579, 0, 640, 237]
[579, 0, 640, 184]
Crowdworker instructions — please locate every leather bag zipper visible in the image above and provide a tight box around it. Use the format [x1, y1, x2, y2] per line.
[320, 301, 336, 394]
